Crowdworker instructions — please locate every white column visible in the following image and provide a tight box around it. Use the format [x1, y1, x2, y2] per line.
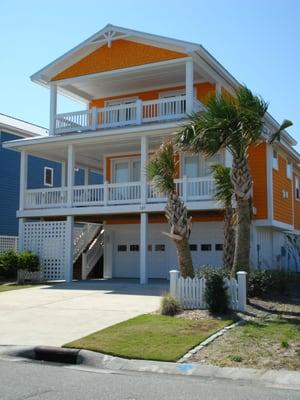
[140, 212, 148, 284]
[65, 215, 74, 283]
[61, 161, 66, 187]
[84, 167, 89, 186]
[185, 59, 194, 114]
[141, 136, 149, 205]
[224, 149, 232, 167]
[18, 218, 25, 252]
[237, 271, 247, 312]
[103, 227, 113, 278]
[19, 150, 28, 211]
[169, 270, 179, 298]
[49, 84, 57, 136]
[216, 82, 222, 97]
[67, 144, 75, 207]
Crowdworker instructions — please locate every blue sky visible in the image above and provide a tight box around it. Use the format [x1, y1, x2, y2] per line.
[1, 0, 299, 148]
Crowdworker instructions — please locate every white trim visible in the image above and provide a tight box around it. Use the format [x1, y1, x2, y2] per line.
[0, 113, 46, 137]
[266, 144, 274, 222]
[43, 166, 54, 187]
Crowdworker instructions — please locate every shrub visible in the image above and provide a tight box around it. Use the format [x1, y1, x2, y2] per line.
[18, 251, 40, 272]
[194, 265, 230, 280]
[204, 270, 229, 314]
[0, 249, 19, 279]
[160, 293, 181, 316]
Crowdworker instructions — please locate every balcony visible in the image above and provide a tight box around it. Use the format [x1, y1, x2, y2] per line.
[24, 176, 216, 210]
[53, 96, 205, 135]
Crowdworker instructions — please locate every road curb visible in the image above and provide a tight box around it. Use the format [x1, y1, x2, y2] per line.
[1, 345, 300, 391]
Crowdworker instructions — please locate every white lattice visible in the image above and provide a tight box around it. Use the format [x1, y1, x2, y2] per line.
[23, 221, 66, 280]
[0, 236, 18, 253]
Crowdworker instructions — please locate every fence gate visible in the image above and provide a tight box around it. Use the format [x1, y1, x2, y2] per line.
[23, 221, 67, 280]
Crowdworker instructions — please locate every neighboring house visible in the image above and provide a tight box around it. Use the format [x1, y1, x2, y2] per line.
[4, 24, 300, 282]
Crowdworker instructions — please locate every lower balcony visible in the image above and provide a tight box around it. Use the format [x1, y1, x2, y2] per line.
[24, 176, 216, 210]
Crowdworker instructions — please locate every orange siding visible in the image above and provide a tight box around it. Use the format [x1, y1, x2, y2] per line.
[90, 82, 215, 109]
[105, 211, 223, 225]
[52, 39, 186, 81]
[273, 154, 293, 225]
[293, 172, 300, 229]
[248, 142, 268, 220]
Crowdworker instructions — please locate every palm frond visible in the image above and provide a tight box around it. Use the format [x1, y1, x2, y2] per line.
[269, 119, 293, 144]
[211, 164, 234, 207]
[146, 140, 176, 195]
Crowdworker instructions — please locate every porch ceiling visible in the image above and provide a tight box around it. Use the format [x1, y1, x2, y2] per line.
[58, 61, 206, 101]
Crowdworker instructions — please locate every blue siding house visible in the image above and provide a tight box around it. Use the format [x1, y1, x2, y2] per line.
[0, 114, 103, 237]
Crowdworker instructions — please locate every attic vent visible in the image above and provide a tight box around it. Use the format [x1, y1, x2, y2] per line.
[103, 30, 117, 48]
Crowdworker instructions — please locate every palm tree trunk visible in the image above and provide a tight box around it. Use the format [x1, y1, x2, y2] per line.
[223, 207, 235, 270]
[174, 237, 194, 278]
[231, 156, 252, 275]
[165, 193, 194, 278]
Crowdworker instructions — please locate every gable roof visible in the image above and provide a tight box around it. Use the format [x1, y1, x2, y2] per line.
[0, 113, 47, 138]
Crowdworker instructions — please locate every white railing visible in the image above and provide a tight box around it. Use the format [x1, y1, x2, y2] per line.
[25, 187, 68, 209]
[170, 270, 247, 311]
[82, 230, 104, 279]
[53, 96, 204, 134]
[73, 223, 102, 263]
[55, 110, 92, 133]
[24, 177, 216, 210]
[0, 236, 18, 253]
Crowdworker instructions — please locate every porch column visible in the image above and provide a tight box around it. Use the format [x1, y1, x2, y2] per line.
[49, 84, 57, 136]
[65, 215, 74, 282]
[19, 150, 28, 211]
[103, 226, 113, 278]
[61, 161, 66, 187]
[224, 149, 232, 167]
[18, 218, 25, 252]
[185, 59, 194, 114]
[140, 212, 148, 284]
[84, 167, 90, 185]
[67, 144, 75, 207]
[141, 136, 149, 205]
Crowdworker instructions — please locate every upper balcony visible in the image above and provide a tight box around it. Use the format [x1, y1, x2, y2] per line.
[54, 95, 205, 135]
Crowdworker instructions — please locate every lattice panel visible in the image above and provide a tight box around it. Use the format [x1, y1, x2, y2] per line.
[23, 221, 67, 280]
[0, 236, 18, 253]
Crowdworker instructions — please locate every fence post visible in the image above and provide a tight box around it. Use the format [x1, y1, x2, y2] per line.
[92, 107, 98, 130]
[170, 270, 179, 298]
[237, 271, 247, 312]
[103, 181, 109, 206]
[136, 100, 143, 125]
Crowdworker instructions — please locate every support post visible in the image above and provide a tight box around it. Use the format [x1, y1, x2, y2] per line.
[82, 252, 88, 280]
[182, 175, 188, 203]
[136, 99, 143, 125]
[140, 212, 148, 284]
[18, 218, 25, 252]
[103, 181, 109, 206]
[237, 271, 247, 312]
[224, 149, 232, 167]
[169, 270, 179, 298]
[49, 84, 57, 135]
[19, 150, 28, 211]
[141, 136, 149, 205]
[65, 215, 74, 283]
[61, 161, 66, 187]
[185, 60, 194, 114]
[84, 167, 89, 186]
[92, 107, 98, 130]
[215, 82, 222, 98]
[103, 227, 113, 278]
[67, 144, 75, 207]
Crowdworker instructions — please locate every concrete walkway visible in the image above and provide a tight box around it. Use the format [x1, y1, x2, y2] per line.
[0, 280, 167, 346]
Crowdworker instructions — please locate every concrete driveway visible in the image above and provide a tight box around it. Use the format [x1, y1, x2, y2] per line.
[0, 280, 167, 346]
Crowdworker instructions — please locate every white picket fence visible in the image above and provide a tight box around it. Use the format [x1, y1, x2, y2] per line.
[0, 235, 18, 253]
[170, 270, 247, 312]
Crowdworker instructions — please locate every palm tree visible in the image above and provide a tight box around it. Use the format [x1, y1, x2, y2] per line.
[147, 140, 194, 278]
[211, 164, 235, 271]
[177, 85, 292, 274]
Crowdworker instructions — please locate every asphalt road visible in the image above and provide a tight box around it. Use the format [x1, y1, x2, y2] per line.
[0, 359, 299, 400]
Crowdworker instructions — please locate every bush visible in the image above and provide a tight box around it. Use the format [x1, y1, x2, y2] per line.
[247, 269, 299, 298]
[195, 265, 230, 280]
[160, 293, 181, 316]
[204, 270, 229, 314]
[18, 251, 40, 272]
[0, 249, 19, 279]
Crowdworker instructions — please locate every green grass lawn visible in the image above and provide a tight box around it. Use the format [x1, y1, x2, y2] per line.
[64, 314, 234, 362]
[0, 283, 41, 292]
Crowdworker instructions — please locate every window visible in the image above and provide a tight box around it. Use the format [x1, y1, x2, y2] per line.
[189, 244, 197, 251]
[130, 244, 139, 252]
[184, 156, 199, 178]
[183, 153, 223, 178]
[155, 244, 165, 252]
[44, 167, 53, 187]
[201, 244, 212, 251]
[105, 98, 137, 123]
[117, 245, 127, 252]
[215, 244, 223, 251]
[287, 159, 292, 179]
[112, 158, 141, 183]
[273, 150, 278, 169]
[148, 245, 152, 251]
[295, 176, 300, 200]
